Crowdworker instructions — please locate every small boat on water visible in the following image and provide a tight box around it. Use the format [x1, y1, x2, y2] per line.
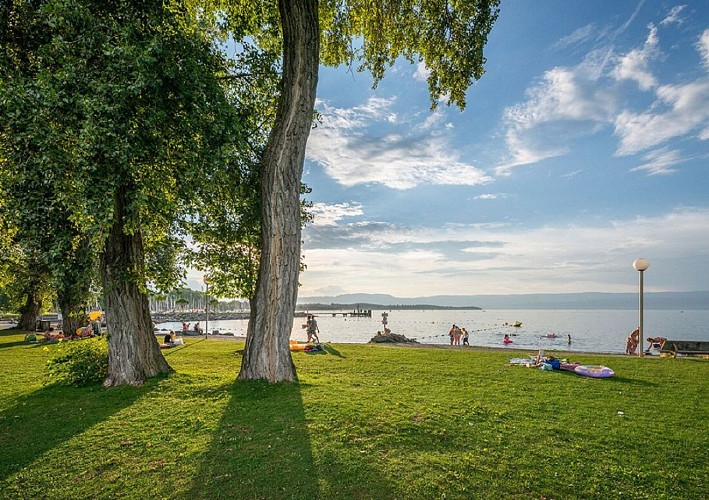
[512, 321, 522, 327]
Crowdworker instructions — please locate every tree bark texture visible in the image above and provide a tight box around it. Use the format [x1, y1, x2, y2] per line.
[17, 290, 40, 331]
[59, 299, 87, 337]
[100, 189, 172, 387]
[238, 0, 319, 382]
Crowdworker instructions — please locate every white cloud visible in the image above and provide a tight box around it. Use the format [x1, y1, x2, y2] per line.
[413, 61, 431, 82]
[474, 194, 504, 200]
[660, 5, 687, 26]
[614, 78, 709, 155]
[309, 202, 364, 226]
[499, 21, 709, 173]
[698, 29, 709, 71]
[611, 25, 659, 90]
[630, 148, 686, 175]
[307, 98, 492, 190]
[554, 24, 596, 50]
[300, 208, 709, 296]
[496, 62, 616, 175]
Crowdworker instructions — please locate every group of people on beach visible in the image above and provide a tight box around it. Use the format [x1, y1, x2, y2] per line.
[448, 324, 469, 346]
[625, 326, 667, 355]
[181, 321, 203, 335]
[41, 319, 100, 342]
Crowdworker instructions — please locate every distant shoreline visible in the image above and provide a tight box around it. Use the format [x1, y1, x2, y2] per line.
[297, 303, 482, 311]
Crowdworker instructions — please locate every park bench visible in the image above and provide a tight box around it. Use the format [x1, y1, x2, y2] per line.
[660, 340, 709, 358]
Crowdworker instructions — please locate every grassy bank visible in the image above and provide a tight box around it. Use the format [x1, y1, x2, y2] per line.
[1, 329, 707, 499]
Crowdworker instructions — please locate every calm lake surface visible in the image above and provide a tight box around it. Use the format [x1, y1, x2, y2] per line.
[157, 308, 709, 354]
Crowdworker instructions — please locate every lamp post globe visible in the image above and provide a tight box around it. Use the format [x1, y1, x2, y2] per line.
[633, 258, 650, 272]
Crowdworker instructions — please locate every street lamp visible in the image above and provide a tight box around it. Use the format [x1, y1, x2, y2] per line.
[632, 258, 650, 357]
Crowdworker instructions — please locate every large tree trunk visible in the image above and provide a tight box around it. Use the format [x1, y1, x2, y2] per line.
[59, 298, 87, 337]
[100, 190, 172, 387]
[17, 290, 41, 331]
[238, 0, 319, 382]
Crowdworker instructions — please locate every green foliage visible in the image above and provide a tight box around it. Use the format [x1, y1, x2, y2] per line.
[24, 333, 36, 342]
[319, 0, 501, 110]
[0, 0, 248, 299]
[45, 337, 108, 387]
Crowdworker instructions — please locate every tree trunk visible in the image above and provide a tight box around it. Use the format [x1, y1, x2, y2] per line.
[238, 0, 319, 382]
[100, 190, 173, 387]
[17, 290, 41, 331]
[59, 299, 87, 337]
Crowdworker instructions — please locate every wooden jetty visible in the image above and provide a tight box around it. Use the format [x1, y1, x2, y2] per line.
[331, 309, 372, 318]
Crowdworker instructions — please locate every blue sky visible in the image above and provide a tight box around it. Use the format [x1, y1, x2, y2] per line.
[295, 0, 709, 298]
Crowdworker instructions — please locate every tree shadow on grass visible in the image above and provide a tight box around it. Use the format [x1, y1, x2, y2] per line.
[322, 344, 345, 358]
[185, 378, 394, 499]
[0, 329, 31, 350]
[0, 340, 32, 350]
[185, 380, 320, 499]
[0, 384, 148, 481]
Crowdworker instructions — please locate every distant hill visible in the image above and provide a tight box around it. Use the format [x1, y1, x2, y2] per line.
[296, 303, 481, 311]
[297, 291, 709, 310]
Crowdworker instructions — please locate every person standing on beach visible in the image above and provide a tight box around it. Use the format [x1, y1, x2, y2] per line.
[462, 328, 469, 346]
[306, 315, 320, 343]
[626, 327, 640, 355]
[449, 324, 456, 345]
[453, 326, 462, 346]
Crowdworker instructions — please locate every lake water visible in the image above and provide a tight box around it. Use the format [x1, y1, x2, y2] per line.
[157, 308, 709, 354]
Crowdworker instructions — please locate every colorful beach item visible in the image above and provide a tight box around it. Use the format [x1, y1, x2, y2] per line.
[509, 357, 536, 366]
[574, 365, 614, 379]
[503, 338, 513, 344]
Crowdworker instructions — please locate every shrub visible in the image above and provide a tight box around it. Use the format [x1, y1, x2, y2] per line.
[45, 337, 108, 386]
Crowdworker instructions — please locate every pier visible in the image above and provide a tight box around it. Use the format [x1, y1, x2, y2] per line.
[331, 309, 372, 318]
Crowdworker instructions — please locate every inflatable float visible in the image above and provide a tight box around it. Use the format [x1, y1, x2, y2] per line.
[503, 338, 513, 344]
[542, 333, 558, 338]
[574, 365, 614, 379]
[290, 342, 323, 352]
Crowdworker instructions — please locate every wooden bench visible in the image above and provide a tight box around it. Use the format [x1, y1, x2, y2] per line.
[660, 340, 709, 358]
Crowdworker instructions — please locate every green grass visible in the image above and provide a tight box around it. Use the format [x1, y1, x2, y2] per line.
[0, 329, 707, 499]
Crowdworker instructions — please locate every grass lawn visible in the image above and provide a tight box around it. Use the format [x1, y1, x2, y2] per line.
[0, 329, 707, 499]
